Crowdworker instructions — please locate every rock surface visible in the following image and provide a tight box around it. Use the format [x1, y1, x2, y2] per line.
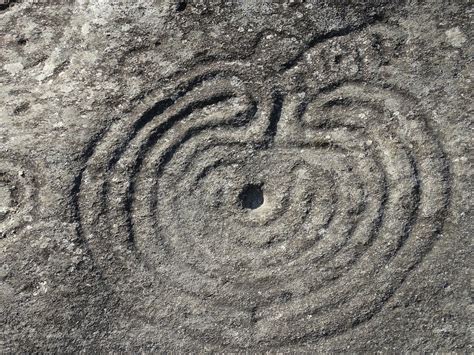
[0, 0, 472, 352]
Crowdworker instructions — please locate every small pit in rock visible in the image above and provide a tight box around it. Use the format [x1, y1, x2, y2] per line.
[239, 184, 264, 210]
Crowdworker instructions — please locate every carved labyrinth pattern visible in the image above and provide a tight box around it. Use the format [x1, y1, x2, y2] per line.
[0, 159, 37, 238]
[76, 29, 450, 347]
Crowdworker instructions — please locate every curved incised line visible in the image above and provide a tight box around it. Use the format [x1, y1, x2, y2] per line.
[124, 99, 259, 249]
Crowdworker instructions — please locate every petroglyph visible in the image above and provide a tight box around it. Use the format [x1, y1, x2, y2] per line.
[73, 23, 451, 348]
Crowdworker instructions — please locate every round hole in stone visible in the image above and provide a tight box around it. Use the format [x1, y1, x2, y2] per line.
[239, 183, 264, 210]
[175, 1, 187, 12]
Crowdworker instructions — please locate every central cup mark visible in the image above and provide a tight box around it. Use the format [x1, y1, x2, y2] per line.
[239, 183, 264, 210]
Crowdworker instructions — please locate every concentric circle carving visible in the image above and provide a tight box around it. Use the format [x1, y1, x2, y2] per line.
[75, 33, 450, 348]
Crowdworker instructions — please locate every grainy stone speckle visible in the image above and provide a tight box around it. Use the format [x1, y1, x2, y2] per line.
[0, 0, 472, 352]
